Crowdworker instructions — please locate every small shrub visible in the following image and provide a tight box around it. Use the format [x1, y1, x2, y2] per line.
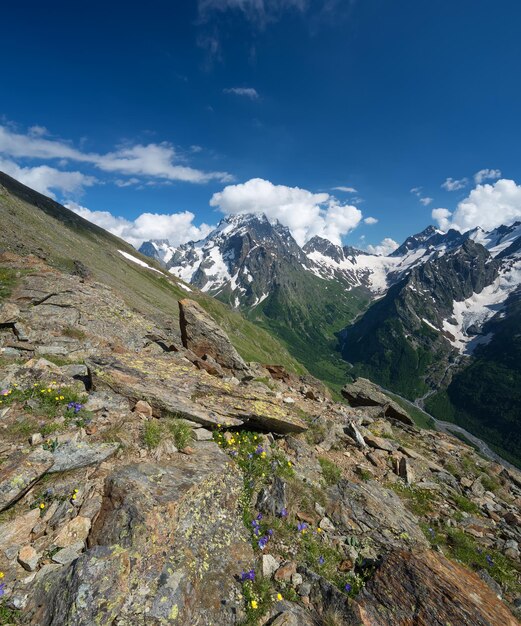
[143, 420, 162, 449]
[318, 457, 342, 486]
[167, 419, 192, 449]
[388, 482, 437, 516]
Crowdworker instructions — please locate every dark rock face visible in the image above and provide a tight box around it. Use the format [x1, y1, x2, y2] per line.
[179, 298, 250, 374]
[352, 549, 520, 625]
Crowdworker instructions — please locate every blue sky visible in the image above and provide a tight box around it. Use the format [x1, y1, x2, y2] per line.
[1, 0, 520, 251]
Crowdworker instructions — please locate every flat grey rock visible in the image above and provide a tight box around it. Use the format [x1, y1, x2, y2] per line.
[49, 441, 118, 473]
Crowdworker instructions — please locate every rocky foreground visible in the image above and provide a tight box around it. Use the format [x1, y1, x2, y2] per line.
[0, 252, 520, 625]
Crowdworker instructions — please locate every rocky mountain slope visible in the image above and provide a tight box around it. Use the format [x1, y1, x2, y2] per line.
[1, 252, 520, 625]
[0, 172, 304, 374]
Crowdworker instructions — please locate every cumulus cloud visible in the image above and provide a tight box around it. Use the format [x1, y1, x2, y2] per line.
[332, 186, 357, 193]
[210, 177, 362, 245]
[364, 216, 378, 225]
[66, 202, 214, 248]
[0, 157, 96, 199]
[0, 124, 231, 185]
[223, 87, 259, 99]
[432, 178, 521, 232]
[366, 238, 399, 256]
[441, 177, 468, 191]
[474, 168, 501, 184]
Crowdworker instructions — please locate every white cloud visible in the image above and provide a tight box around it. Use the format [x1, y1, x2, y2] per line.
[441, 177, 468, 191]
[0, 124, 231, 185]
[332, 186, 357, 193]
[223, 87, 259, 99]
[364, 216, 378, 225]
[474, 168, 501, 184]
[410, 187, 422, 195]
[420, 197, 433, 206]
[28, 125, 49, 137]
[0, 157, 96, 199]
[432, 178, 521, 232]
[66, 202, 214, 248]
[199, 0, 306, 24]
[431, 208, 452, 231]
[366, 238, 399, 256]
[210, 177, 362, 245]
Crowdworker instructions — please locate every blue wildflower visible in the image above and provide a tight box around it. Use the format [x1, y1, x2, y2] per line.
[345, 583, 352, 592]
[256, 513, 263, 521]
[240, 569, 255, 582]
[258, 536, 268, 550]
[0, 582, 5, 597]
[267, 529, 273, 536]
[318, 556, 325, 566]
[255, 445, 264, 455]
[279, 507, 288, 518]
[297, 521, 308, 533]
[486, 555, 494, 566]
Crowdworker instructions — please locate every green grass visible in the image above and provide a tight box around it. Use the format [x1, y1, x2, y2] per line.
[0, 601, 18, 625]
[166, 419, 192, 449]
[318, 457, 342, 486]
[142, 420, 162, 449]
[0, 267, 21, 302]
[388, 482, 438, 517]
[451, 493, 480, 515]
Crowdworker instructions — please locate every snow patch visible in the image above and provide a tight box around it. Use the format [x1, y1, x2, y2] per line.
[118, 250, 164, 274]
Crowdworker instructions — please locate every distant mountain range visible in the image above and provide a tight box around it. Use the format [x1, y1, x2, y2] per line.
[140, 215, 521, 463]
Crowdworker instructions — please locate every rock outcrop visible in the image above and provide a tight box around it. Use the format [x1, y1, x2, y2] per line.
[179, 298, 251, 375]
[341, 377, 414, 425]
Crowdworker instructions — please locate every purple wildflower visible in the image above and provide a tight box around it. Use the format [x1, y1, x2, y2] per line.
[67, 401, 83, 414]
[0, 582, 5, 597]
[267, 529, 273, 537]
[256, 513, 263, 521]
[318, 556, 325, 566]
[247, 453, 253, 459]
[258, 536, 268, 550]
[279, 507, 288, 518]
[486, 555, 494, 566]
[1, 389, 9, 396]
[255, 445, 264, 455]
[297, 521, 308, 533]
[240, 569, 255, 582]
[344, 583, 352, 592]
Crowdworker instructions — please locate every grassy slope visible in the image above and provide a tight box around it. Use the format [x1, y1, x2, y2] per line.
[243, 271, 370, 392]
[0, 172, 305, 374]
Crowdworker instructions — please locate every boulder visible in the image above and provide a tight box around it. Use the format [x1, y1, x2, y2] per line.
[178, 298, 250, 374]
[0, 449, 54, 511]
[352, 549, 519, 625]
[24, 444, 253, 626]
[327, 479, 429, 550]
[0, 302, 20, 324]
[341, 378, 414, 426]
[18, 545, 40, 571]
[88, 354, 307, 434]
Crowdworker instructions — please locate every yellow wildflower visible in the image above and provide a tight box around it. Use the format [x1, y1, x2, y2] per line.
[317, 527, 322, 533]
[0, 571, 4, 579]
[55, 396, 59, 401]
[39, 503, 45, 510]
[250, 600, 258, 609]
[59, 395, 65, 400]
[287, 461, 292, 467]
[276, 593, 283, 601]
[74, 489, 79, 493]
[71, 494, 77, 500]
